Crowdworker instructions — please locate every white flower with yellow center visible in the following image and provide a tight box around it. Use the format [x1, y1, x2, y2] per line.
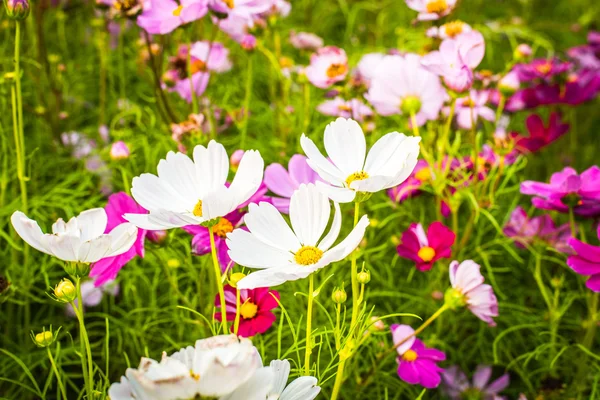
[10, 208, 137, 264]
[124, 140, 264, 230]
[228, 183, 370, 290]
[300, 118, 421, 203]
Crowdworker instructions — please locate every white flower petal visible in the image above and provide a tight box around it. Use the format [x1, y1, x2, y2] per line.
[323, 118, 366, 175]
[317, 202, 341, 251]
[236, 264, 315, 289]
[131, 173, 189, 212]
[42, 234, 81, 262]
[125, 211, 199, 230]
[193, 141, 229, 194]
[322, 215, 369, 263]
[158, 151, 202, 203]
[105, 223, 138, 258]
[10, 211, 53, 255]
[76, 208, 108, 242]
[244, 202, 301, 252]
[202, 186, 236, 221]
[279, 376, 321, 400]
[350, 175, 393, 193]
[300, 134, 345, 185]
[78, 235, 111, 263]
[220, 367, 274, 400]
[268, 360, 291, 396]
[289, 184, 330, 246]
[228, 149, 264, 209]
[315, 181, 356, 203]
[227, 229, 293, 269]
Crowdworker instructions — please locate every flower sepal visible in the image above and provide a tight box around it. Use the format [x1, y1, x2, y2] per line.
[354, 191, 373, 203]
[64, 262, 90, 278]
[31, 326, 61, 348]
[444, 287, 466, 310]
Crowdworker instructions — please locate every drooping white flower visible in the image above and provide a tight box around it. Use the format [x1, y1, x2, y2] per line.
[10, 209, 137, 263]
[300, 118, 421, 203]
[229, 183, 369, 289]
[124, 140, 264, 230]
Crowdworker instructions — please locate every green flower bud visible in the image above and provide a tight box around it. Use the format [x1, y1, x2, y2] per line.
[331, 287, 347, 304]
[33, 330, 54, 347]
[4, 0, 30, 20]
[54, 279, 76, 303]
[357, 270, 371, 284]
[400, 95, 422, 115]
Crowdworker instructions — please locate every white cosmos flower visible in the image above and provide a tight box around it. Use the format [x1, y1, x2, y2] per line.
[124, 140, 264, 230]
[229, 183, 370, 290]
[300, 117, 421, 203]
[10, 208, 137, 263]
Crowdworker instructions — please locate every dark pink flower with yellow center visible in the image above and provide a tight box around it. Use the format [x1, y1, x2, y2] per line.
[215, 284, 280, 337]
[391, 324, 446, 388]
[514, 58, 572, 82]
[397, 222, 455, 272]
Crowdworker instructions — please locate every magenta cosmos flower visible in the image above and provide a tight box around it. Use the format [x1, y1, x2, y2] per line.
[509, 112, 569, 154]
[387, 160, 431, 203]
[365, 54, 445, 126]
[452, 90, 495, 130]
[503, 206, 572, 253]
[421, 30, 485, 93]
[447, 260, 498, 326]
[442, 365, 510, 400]
[520, 166, 600, 217]
[405, 0, 457, 21]
[513, 58, 572, 82]
[215, 284, 280, 337]
[397, 222, 455, 272]
[316, 97, 373, 122]
[567, 225, 600, 291]
[305, 46, 349, 89]
[137, 0, 208, 34]
[90, 193, 154, 286]
[264, 154, 321, 213]
[391, 324, 446, 388]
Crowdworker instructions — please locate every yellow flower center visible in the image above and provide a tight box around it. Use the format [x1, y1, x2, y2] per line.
[345, 171, 369, 187]
[212, 218, 234, 238]
[418, 246, 436, 262]
[279, 56, 294, 69]
[402, 349, 418, 362]
[443, 21, 465, 38]
[535, 62, 552, 75]
[193, 200, 203, 217]
[190, 371, 200, 381]
[294, 245, 324, 266]
[426, 0, 448, 13]
[338, 104, 353, 112]
[190, 59, 207, 74]
[462, 98, 475, 108]
[240, 301, 258, 319]
[326, 63, 348, 78]
[172, 4, 183, 16]
[414, 167, 431, 182]
[224, 0, 234, 9]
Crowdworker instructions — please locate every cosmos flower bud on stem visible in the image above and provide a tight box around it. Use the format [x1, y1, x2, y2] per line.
[230, 150, 245, 171]
[513, 43, 532, 60]
[110, 141, 130, 160]
[54, 279, 77, 303]
[4, 0, 30, 20]
[357, 270, 371, 284]
[32, 329, 55, 347]
[331, 286, 347, 304]
[229, 272, 246, 288]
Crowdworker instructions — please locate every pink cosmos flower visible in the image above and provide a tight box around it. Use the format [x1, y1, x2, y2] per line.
[476, 145, 517, 171]
[305, 46, 349, 89]
[110, 141, 130, 160]
[289, 31, 324, 51]
[189, 41, 233, 73]
[137, 0, 208, 35]
[404, 0, 457, 21]
[215, 14, 258, 49]
[421, 30, 485, 93]
[509, 112, 569, 154]
[208, 0, 272, 21]
[260, 0, 290, 18]
[353, 53, 385, 88]
[163, 44, 209, 103]
[264, 154, 321, 213]
[391, 324, 446, 388]
[90, 193, 151, 286]
[448, 260, 499, 326]
[503, 206, 572, 253]
[442, 365, 510, 400]
[452, 90, 495, 130]
[567, 225, 600, 291]
[397, 222, 455, 272]
[520, 166, 600, 217]
[427, 20, 472, 39]
[215, 284, 280, 337]
[513, 58, 572, 82]
[316, 97, 373, 121]
[387, 160, 432, 203]
[365, 54, 445, 126]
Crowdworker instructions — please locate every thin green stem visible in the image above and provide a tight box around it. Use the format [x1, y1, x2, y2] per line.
[209, 228, 228, 334]
[495, 94, 506, 124]
[234, 287, 241, 336]
[46, 347, 68, 400]
[393, 304, 449, 351]
[409, 112, 420, 137]
[240, 53, 254, 149]
[568, 207, 577, 238]
[73, 277, 94, 399]
[13, 21, 28, 213]
[304, 274, 315, 375]
[330, 358, 346, 400]
[349, 201, 361, 332]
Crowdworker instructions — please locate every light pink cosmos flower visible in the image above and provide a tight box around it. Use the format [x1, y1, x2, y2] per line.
[264, 154, 321, 213]
[405, 0, 457, 21]
[260, 0, 291, 18]
[208, 0, 272, 21]
[365, 54, 445, 126]
[215, 14, 258, 49]
[353, 53, 386, 88]
[189, 41, 232, 73]
[289, 31, 324, 50]
[451, 90, 495, 130]
[110, 141, 130, 160]
[137, 0, 208, 35]
[305, 46, 349, 89]
[426, 20, 472, 39]
[421, 30, 485, 93]
[448, 260, 498, 326]
[317, 97, 373, 121]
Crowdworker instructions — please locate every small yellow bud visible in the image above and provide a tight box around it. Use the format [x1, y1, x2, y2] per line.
[229, 272, 246, 288]
[357, 270, 371, 284]
[331, 287, 347, 304]
[34, 331, 54, 347]
[167, 259, 181, 268]
[54, 279, 76, 303]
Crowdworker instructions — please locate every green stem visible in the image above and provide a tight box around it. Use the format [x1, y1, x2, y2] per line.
[495, 94, 506, 124]
[143, 31, 176, 124]
[349, 201, 361, 332]
[46, 347, 68, 400]
[330, 358, 346, 400]
[209, 228, 228, 334]
[393, 304, 449, 351]
[568, 207, 577, 238]
[304, 274, 315, 375]
[234, 287, 241, 335]
[73, 277, 94, 399]
[13, 21, 28, 213]
[240, 53, 254, 149]
[440, 98, 456, 155]
[583, 293, 599, 350]
[409, 112, 420, 137]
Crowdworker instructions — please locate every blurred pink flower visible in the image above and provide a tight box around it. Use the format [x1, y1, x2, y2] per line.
[387, 160, 431, 203]
[209, 0, 271, 21]
[190, 41, 233, 72]
[503, 206, 572, 253]
[365, 54, 445, 126]
[405, 0, 457, 21]
[397, 222, 455, 272]
[316, 97, 373, 121]
[137, 0, 208, 35]
[442, 365, 510, 400]
[448, 260, 498, 326]
[305, 46, 349, 89]
[513, 58, 572, 82]
[353, 52, 385, 88]
[110, 141, 130, 160]
[567, 225, 600, 291]
[215, 14, 258, 49]
[510, 112, 569, 154]
[289, 31, 323, 50]
[451, 90, 495, 130]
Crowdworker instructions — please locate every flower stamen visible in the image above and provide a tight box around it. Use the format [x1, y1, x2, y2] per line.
[426, 0, 448, 13]
[193, 200, 203, 217]
[402, 349, 418, 362]
[443, 21, 465, 38]
[212, 218, 234, 238]
[240, 301, 258, 319]
[294, 246, 324, 266]
[345, 171, 369, 187]
[172, 4, 183, 16]
[418, 246, 436, 262]
[326, 63, 348, 78]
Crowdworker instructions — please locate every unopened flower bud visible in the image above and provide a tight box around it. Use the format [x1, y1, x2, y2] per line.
[368, 316, 385, 331]
[147, 230, 167, 244]
[357, 270, 371, 284]
[514, 44, 532, 60]
[331, 287, 347, 304]
[498, 71, 520, 96]
[110, 141, 130, 160]
[4, 0, 30, 20]
[54, 279, 76, 303]
[33, 331, 54, 347]
[229, 272, 246, 288]
[431, 290, 444, 301]
[230, 150, 245, 170]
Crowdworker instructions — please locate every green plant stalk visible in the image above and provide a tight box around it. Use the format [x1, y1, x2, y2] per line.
[72, 277, 94, 398]
[393, 304, 449, 351]
[440, 97, 456, 158]
[46, 347, 68, 400]
[13, 21, 28, 213]
[349, 201, 361, 332]
[569, 207, 577, 238]
[234, 287, 241, 335]
[495, 94, 506, 124]
[304, 274, 315, 375]
[209, 228, 228, 334]
[330, 358, 346, 400]
[240, 54, 254, 149]
[143, 31, 177, 124]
